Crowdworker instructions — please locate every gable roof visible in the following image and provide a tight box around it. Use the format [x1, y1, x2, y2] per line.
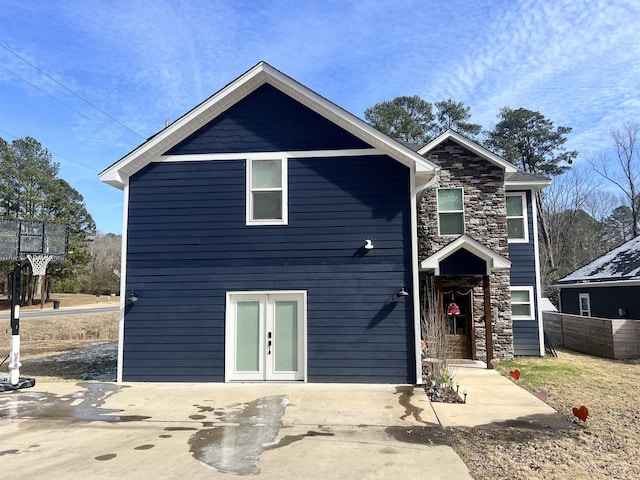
[420, 235, 511, 275]
[418, 130, 518, 178]
[557, 235, 640, 286]
[99, 62, 437, 190]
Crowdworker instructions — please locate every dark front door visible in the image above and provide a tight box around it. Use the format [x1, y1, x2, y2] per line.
[444, 290, 473, 358]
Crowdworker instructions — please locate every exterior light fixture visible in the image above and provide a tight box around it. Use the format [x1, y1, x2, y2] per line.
[364, 239, 374, 249]
[128, 291, 139, 303]
[397, 287, 409, 298]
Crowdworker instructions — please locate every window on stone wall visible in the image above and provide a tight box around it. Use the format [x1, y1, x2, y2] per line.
[511, 286, 534, 320]
[437, 188, 464, 235]
[506, 193, 529, 242]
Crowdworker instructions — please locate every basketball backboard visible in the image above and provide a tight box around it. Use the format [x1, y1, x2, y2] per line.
[0, 220, 68, 260]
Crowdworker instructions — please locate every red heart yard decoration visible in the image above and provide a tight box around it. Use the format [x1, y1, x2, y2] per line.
[572, 405, 589, 422]
[489, 358, 500, 368]
[534, 388, 549, 402]
[509, 369, 520, 380]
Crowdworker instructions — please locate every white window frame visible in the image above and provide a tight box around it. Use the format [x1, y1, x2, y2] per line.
[579, 293, 591, 317]
[437, 187, 464, 236]
[510, 286, 535, 320]
[506, 192, 529, 243]
[246, 156, 288, 226]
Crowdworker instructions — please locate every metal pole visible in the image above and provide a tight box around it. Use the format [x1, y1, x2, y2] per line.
[8, 260, 21, 385]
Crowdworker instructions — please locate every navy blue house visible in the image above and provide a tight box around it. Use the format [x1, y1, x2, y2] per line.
[557, 235, 640, 320]
[100, 62, 549, 383]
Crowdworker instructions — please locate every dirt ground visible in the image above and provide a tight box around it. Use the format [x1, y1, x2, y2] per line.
[1, 296, 639, 479]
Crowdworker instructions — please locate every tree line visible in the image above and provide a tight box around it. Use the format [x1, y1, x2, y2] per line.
[2, 99, 638, 304]
[0, 136, 120, 304]
[366, 97, 640, 299]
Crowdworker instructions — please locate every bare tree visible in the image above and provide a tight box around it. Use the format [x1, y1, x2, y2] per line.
[541, 164, 616, 293]
[78, 232, 121, 295]
[587, 122, 640, 237]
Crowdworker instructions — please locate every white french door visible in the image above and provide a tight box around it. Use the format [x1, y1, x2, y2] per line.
[226, 291, 306, 381]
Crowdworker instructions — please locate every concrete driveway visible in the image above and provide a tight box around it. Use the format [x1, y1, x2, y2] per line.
[0, 382, 472, 479]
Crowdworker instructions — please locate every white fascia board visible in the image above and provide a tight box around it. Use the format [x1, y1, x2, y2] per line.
[99, 62, 436, 190]
[418, 130, 517, 175]
[420, 235, 511, 275]
[100, 68, 265, 190]
[505, 179, 551, 191]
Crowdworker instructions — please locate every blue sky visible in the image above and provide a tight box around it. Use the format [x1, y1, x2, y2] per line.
[0, 0, 638, 234]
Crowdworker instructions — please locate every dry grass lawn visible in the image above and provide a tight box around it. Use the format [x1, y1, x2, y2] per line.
[449, 350, 640, 479]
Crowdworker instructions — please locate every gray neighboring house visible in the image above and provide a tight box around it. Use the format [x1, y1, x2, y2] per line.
[557, 235, 640, 319]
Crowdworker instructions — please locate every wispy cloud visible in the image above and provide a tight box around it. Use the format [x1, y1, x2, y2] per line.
[1, 0, 639, 232]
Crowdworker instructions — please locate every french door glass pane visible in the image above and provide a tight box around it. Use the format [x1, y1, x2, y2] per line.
[274, 301, 298, 372]
[236, 301, 260, 372]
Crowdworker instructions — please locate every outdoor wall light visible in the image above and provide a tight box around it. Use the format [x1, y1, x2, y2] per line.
[364, 239, 374, 249]
[128, 291, 139, 303]
[397, 287, 409, 298]
[618, 307, 626, 317]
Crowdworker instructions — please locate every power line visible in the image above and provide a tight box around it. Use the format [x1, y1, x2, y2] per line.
[0, 62, 136, 146]
[0, 129, 99, 172]
[0, 62, 137, 146]
[0, 43, 145, 140]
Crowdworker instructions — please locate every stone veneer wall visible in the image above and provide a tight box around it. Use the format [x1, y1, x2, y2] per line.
[418, 139, 514, 360]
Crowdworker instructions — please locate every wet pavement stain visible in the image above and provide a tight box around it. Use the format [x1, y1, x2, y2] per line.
[159, 434, 172, 438]
[95, 453, 117, 461]
[189, 414, 207, 420]
[165, 426, 198, 431]
[0, 382, 151, 424]
[394, 385, 426, 423]
[266, 430, 335, 450]
[188, 395, 288, 476]
[0, 449, 20, 456]
[385, 426, 450, 446]
[134, 444, 155, 450]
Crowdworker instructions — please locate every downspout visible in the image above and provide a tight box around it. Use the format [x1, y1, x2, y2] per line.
[411, 168, 439, 384]
[116, 177, 130, 383]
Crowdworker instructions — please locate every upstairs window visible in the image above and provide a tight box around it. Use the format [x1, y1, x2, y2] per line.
[437, 188, 464, 235]
[247, 158, 288, 225]
[506, 193, 529, 242]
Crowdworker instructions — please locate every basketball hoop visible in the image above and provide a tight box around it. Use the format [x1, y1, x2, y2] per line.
[26, 254, 54, 276]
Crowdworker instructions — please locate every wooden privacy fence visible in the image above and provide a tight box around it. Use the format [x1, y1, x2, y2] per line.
[543, 312, 640, 359]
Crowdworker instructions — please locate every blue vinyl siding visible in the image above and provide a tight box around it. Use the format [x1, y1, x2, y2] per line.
[124, 156, 415, 382]
[166, 84, 370, 155]
[508, 190, 541, 355]
[560, 285, 640, 320]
